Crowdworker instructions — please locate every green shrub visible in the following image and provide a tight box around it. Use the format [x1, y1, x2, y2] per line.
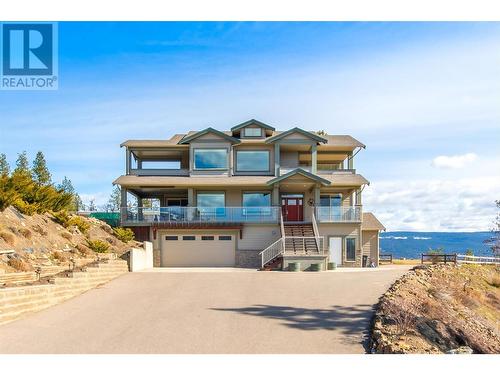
[465, 249, 474, 256]
[53, 211, 90, 234]
[53, 210, 71, 227]
[86, 239, 109, 253]
[113, 227, 134, 243]
[68, 216, 90, 234]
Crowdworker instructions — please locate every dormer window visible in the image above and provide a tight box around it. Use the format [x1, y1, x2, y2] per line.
[243, 127, 262, 137]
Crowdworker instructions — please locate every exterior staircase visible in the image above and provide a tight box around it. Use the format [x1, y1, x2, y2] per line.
[283, 223, 320, 254]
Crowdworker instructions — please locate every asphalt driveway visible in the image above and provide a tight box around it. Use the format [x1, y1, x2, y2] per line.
[0, 266, 410, 354]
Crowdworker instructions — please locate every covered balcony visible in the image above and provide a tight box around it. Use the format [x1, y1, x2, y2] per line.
[315, 205, 362, 223]
[121, 206, 280, 224]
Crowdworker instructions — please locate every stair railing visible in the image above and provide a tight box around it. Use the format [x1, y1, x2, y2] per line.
[260, 238, 284, 268]
[311, 211, 323, 253]
[280, 210, 286, 242]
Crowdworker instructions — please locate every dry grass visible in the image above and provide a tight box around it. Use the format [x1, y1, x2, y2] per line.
[31, 224, 47, 236]
[392, 258, 420, 265]
[60, 231, 72, 241]
[18, 227, 32, 239]
[51, 251, 68, 262]
[488, 274, 500, 288]
[7, 257, 32, 272]
[0, 230, 16, 246]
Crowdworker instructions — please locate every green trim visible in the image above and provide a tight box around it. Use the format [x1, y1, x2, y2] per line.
[230, 119, 275, 132]
[179, 127, 241, 144]
[265, 127, 327, 144]
[266, 168, 331, 186]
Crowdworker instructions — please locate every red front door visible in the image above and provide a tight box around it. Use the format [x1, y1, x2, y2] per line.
[282, 196, 303, 221]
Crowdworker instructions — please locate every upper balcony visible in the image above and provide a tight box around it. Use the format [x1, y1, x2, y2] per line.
[315, 205, 362, 223]
[126, 147, 190, 177]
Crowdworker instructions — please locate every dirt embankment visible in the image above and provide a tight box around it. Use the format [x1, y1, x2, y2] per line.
[0, 207, 140, 274]
[372, 264, 500, 354]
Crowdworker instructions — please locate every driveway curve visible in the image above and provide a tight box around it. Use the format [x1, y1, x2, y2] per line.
[0, 266, 410, 354]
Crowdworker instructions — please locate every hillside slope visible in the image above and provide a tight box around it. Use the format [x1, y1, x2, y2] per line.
[0, 207, 138, 274]
[372, 264, 500, 354]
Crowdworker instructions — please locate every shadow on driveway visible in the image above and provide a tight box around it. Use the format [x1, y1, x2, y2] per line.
[212, 303, 375, 351]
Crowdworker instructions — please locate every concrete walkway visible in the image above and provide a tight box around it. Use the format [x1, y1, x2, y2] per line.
[0, 266, 411, 354]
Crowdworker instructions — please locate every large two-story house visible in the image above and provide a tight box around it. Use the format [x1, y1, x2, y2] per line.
[113, 119, 385, 270]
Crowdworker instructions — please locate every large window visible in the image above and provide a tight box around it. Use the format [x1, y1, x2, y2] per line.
[243, 127, 262, 137]
[318, 194, 342, 221]
[197, 192, 225, 207]
[236, 150, 270, 172]
[346, 237, 356, 261]
[197, 192, 225, 218]
[243, 192, 271, 216]
[193, 149, 227, 170]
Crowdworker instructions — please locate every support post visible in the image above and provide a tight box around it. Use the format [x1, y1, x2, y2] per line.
[272, 184, 280, 206]
[125, 148, 131, 174]
[187, 188, 195, 220]
[348, 151, 354, 169]
[120, 187, 128, 223]
[274, 143, 280, 176]
[311, 144, 317, 174]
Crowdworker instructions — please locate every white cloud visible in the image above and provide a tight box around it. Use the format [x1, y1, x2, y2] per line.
[431, 153, 478, 169]
[363, 177, 500, 231]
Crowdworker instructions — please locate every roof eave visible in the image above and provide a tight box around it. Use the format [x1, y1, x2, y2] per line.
[266, 168, 331, 186]
[178, 127, 241, 144]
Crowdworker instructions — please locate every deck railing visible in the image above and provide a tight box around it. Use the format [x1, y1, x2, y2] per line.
[122, 206, 280, 224]
[315, 205, 362, 222]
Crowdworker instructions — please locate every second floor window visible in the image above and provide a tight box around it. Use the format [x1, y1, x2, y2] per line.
[193, 149, 227, 170]
[243, 127, 262, 137]
[236, 150, 270, 172]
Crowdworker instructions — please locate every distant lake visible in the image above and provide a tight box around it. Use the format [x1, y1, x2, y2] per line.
[380, 231, 494, 258]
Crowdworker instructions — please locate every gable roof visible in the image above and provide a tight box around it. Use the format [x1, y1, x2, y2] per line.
[362, 212, 386, 231]
[266, 168, 331, 186]
[178, 127, 241, 144]
[265, 127, 328, 144]
[231, 119, 275, 132]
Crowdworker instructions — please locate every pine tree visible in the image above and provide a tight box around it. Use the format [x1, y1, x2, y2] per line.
[75, 194, 84, 211]
[107, 186, 121, 211]
[0, 153, 10, 176]
[32, 151, 52, 185]
[58, 176, 75, 194]
[13, 151, 30, 177]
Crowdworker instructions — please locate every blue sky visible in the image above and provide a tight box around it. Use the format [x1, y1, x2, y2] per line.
[1, 22, 499, 231]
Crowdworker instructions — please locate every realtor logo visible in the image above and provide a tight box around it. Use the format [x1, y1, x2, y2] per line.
[1, 22, 58, 90]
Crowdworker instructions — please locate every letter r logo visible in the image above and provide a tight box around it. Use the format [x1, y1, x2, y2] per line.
[2, 23, 53, 75]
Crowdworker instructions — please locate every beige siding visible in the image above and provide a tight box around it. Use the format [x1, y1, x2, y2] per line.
[362, 230, 379, 266]
[319, 223, 362, 267]
[237, 224, 280, 251]
[280, 151, 299, 168]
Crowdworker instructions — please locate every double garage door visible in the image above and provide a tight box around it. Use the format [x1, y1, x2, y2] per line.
[161, 232, 236, 267]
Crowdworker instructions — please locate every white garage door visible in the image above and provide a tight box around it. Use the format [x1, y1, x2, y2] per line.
[161, 233, 236, 267]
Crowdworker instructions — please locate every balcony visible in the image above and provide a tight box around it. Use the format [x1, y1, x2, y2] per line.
[122, 206, 280, 224]
[315, 205, 362, 222]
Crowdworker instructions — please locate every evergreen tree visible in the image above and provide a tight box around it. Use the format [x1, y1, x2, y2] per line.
[75, 194, 85, 211]
[13, 151, 30, 177]
[58, 176, 75, 194]
[32, 151, 52, 185]
[107, 186, 121, 211]
[0, 153, 9, 176]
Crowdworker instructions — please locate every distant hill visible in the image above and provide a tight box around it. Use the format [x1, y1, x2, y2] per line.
[380, 231, 493, 258]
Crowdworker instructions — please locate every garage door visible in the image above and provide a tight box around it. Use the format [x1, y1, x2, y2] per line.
[161, 233, 236, 267]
